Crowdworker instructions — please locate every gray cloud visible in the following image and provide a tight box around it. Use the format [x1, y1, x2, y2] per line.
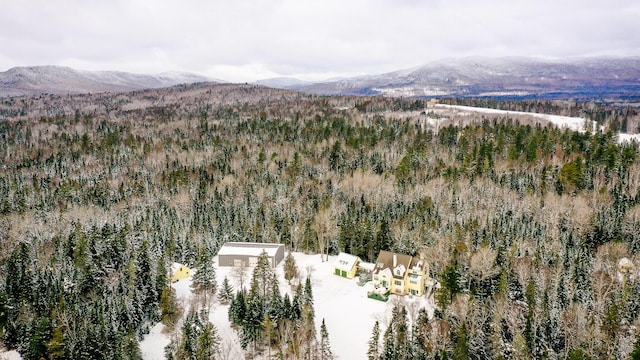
[1, 0, 638, 82]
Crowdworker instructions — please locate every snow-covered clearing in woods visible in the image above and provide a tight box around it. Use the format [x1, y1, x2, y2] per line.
[433, 104, 640, 144]
[434, 104, 594, 132]
[140, 252, 435, 360]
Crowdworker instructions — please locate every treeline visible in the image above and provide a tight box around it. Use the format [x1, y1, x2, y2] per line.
[2, 83, 640, 358]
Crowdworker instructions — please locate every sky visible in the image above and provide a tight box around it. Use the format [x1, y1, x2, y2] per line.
[1, 0, 639, 83]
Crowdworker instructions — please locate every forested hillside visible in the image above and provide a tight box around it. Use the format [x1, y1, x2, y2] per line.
[2, 83, 640, 359]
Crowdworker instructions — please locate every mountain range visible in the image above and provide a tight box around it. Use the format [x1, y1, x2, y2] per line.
[1, 57, 640, 99]
[288, 57, 640, 99]
[0, 66, 213, 97]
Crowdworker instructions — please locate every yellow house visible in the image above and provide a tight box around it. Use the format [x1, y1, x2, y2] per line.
[406, 258, 429, 296]
[371, 251, 429, 296]
[171, 263, 192, 282]
[334, 252, 361, 279]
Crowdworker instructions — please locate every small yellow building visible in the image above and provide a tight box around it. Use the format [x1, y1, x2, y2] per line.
[171, 263, 192, 282]
[334, 252, 361, 279]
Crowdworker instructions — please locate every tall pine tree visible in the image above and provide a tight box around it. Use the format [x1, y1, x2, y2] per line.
[367, 320, 380, 360]
[320, 318, 334, 360]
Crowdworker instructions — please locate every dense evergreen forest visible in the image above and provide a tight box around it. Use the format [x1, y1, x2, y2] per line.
[2, 83, 640, 358]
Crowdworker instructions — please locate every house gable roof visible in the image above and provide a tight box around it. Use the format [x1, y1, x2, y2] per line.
[217, 242, 283, 257]
[373, 250, 413, 279]
[335, 252, 360, 272]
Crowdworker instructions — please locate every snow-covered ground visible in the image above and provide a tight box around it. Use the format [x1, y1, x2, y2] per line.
[432, 104, 640, 144]
[617, 133, 640, 144]
[0, 349, 22, 360]
[434, 104, 592, 132]
[140, 253, 435, 360]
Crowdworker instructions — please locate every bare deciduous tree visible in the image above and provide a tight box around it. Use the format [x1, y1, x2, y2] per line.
[313, 207, 337, 262]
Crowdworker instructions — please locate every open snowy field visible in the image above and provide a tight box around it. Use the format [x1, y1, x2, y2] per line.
[431, 104, 640, 144]
[140, 252, 435, 360]
[434, 104, 593, 133]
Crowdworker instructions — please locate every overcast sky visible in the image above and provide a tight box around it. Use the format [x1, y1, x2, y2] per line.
[1, 0, 639, 82]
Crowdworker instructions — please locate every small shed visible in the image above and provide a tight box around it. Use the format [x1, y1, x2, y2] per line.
[217, 242, 285, 267]
[171, 263, 192, 282]
[334, 252, 361, 279]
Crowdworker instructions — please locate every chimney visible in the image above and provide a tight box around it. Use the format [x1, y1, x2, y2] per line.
[393, 254, 397, 268]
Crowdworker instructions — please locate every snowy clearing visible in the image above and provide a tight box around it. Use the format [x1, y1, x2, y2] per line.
[434, 104, 592, 133]
[140, 253, 435, 360]
[432, 104, 640, 144]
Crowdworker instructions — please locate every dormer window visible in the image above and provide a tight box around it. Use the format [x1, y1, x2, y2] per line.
[394, 264, 406, 277]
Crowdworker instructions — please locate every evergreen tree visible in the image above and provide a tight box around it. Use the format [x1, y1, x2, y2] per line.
[122, 330, 143, 360]
[412, 310, 429, 360]
[367, 320, 380, 360]
[196, 322, 220, 360]
[156, 258, 169, 304]
[192, 250, 217, 305]
[268, 273, 284, 323]
[218, 277, 234, 304]
[302, 299, 316, 359]
[453, 323, 470, 360]
[250, 250, 273, 301]
[160, 286, 180, 327]
[284, 251, 298, 284]
[47, 325, 65, 359]
[381, 323, 395, 360]
[137, 240, 158, 321]
[282, 294, 294, 320]
[5, 242, 33, 303]
[320, 318, 334, 360]
[394, 306, 410, 360]
[242, 295, 263, 352]
[177, 309, 202, 359]
[29, 317, 51, 359]
[229, 290, 246, 326]
[304, 276, 314, 307]
[374, 219, 393, 258]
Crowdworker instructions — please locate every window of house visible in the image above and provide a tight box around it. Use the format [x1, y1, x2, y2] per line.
[394, 280, 402, 286]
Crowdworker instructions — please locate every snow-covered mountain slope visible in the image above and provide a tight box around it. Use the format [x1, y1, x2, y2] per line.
[291, 57, 640, 99]
[0, 66, 213, 97]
